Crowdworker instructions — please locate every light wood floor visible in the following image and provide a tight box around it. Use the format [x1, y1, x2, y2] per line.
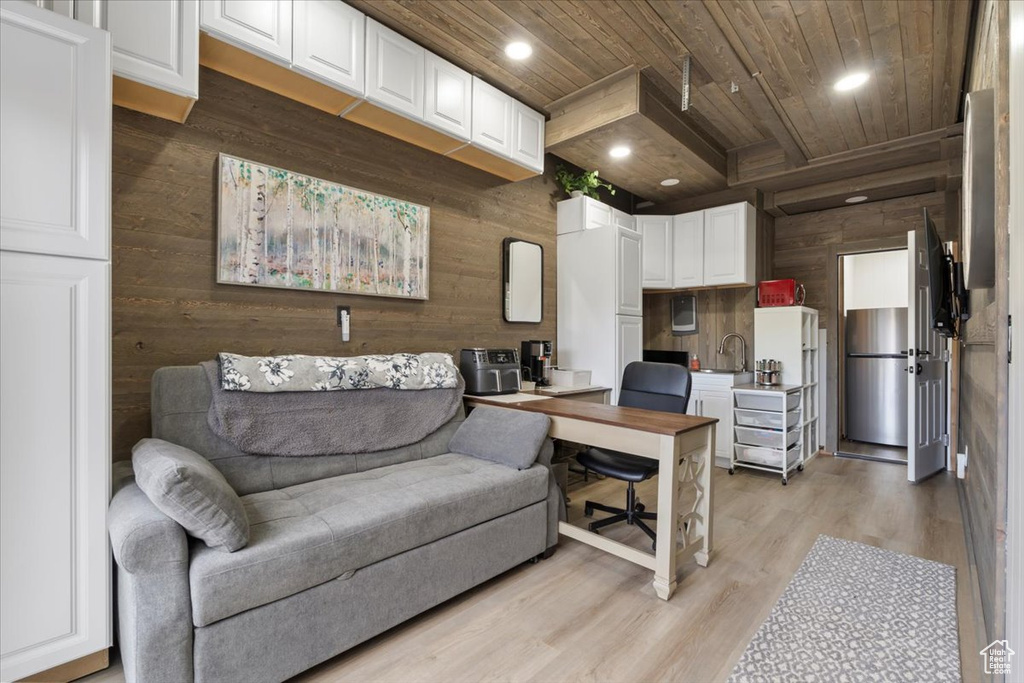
[82, 455, 983, 683]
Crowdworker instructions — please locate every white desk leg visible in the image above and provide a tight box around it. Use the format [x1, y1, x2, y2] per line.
[652, 433, 682, 600]
[694, 425, 715, 567]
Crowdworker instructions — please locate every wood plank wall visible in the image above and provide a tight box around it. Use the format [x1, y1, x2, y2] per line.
[959, 0, 1011, 647]
[772, 192, 953, 453]
[643, 210, 774, 370]
[112, 68, 558, 459]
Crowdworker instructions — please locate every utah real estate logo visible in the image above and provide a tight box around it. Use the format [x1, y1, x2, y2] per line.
[980, 640, 1015, 676]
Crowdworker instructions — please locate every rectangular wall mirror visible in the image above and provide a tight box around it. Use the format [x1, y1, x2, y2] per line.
[503, 238, 543, 323]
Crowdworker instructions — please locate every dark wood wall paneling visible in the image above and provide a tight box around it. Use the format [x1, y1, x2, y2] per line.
[772, 192, 953, 452]
[112, 68, 559, 459]
[958, 0, 1011, 649]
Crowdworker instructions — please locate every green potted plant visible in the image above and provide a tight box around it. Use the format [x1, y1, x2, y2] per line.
[554, 166, 616, 200]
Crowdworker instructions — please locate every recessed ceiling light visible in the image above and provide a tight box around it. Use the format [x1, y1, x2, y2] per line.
[660, 178, 680, 186]
[845, 195, 868, 204]
[505, 41, 532, 60]
[834, 72, 869, 92]
[609, 145, 631, 158]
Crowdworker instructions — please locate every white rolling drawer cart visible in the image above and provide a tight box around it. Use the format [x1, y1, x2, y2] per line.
[730, 384, 805, 484]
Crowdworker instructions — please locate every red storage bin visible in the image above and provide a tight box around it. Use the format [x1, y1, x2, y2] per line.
[758, 279, 805, 307]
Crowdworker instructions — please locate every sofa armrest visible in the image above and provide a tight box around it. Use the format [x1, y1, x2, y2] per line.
[533, 438, 565, 549]
[109, 482, 189, 576]
[109, 478, 194, 682]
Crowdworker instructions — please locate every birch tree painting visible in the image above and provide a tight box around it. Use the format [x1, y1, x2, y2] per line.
[217, 154, 430, 299]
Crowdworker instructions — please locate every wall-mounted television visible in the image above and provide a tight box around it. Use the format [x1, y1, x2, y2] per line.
[923, 208, 969, 338]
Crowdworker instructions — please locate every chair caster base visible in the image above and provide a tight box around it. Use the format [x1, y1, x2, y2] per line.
[728, 468, 735, 475]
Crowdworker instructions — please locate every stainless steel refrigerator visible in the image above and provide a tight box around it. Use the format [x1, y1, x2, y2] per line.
[845, 307, 909, 447]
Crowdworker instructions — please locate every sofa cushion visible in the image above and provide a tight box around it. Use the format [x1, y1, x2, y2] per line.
[448, 406, 550, 470]
[188, 452, 549, 626]
[132, 438, 249, 552]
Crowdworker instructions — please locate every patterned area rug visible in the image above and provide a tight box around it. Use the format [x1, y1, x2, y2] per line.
[729, 535, 960, 682]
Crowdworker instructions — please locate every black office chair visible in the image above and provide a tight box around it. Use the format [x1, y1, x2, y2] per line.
[576, 361, 691, 549]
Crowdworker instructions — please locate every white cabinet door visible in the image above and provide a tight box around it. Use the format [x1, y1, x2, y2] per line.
[616, 226, 642, 316]
[365, 17, 425, 119]
[699, 389, 733, 458]
[200, 0, 292, 65]
[0, 257, 110, 678]
[423, 52, 471, 140]
[672, 210, 704, 288]
[638, 215, 673, 288]
[78, 0, 199, 98]
[471, 76, 512, 157]
[704, 202, 755, 287]
[615, 316, 643, 404]
[511, 100, 545, 172]
[613, 208, 635, 232]
[18, 0, 74, 17]
[1, 2, 110, 261]
[292, 0, 364, 95]
[365, 17, 424, 118]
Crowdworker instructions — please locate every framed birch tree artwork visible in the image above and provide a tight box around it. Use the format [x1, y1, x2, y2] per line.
[216, 154, 430, 299]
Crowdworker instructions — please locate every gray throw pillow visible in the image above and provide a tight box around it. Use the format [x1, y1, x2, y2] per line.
[448, 406, 551, 470]
[132, 438, 249, 552]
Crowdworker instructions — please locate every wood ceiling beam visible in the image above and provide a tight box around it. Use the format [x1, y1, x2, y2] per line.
[765, 158, 956, 216]
[730, 123, 963, 192]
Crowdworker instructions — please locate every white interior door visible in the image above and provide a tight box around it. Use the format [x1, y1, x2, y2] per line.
[907, 229, 947, 482]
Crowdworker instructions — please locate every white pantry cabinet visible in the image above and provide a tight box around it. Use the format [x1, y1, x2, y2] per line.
[637, 215, 673, 288]
[703, 202, 755, 287]
[471, 76, 513, 157]
[0, 4, 111, 680]
[200, 0, 292, 65]
[511, 100, 545, 172]
[613, 208, 635, 231]
[423, 52, 471, 140]
[78, 0, 199, 98]
[616, 227, 643, 316]
[556, 195, 612, 234]
[365, 17, 423, 118]
[292, 0, 364, 95]
[672, 210, 704, 288]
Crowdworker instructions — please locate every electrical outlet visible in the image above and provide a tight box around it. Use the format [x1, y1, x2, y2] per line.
[336, 306, 350, 327]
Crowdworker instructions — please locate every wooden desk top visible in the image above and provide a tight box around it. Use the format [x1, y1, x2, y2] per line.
[464, 394, 717, 436]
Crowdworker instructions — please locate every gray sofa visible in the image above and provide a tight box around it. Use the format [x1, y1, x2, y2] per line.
[108, 366, 562, 683]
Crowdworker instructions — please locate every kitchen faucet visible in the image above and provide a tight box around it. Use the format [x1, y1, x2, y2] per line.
[718, 333, 747, 373]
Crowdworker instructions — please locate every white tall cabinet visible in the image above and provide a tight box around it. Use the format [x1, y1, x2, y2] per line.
[0, 3, 111, 680]
[557, 198, 642, 404]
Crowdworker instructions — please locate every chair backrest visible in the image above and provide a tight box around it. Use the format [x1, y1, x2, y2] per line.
[617, 361, 692, 414]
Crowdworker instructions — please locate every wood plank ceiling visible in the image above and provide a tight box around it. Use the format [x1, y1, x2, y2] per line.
[349, 0, 972, 167]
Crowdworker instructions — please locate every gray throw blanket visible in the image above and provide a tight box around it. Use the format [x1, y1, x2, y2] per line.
[201, 361, 464, 456]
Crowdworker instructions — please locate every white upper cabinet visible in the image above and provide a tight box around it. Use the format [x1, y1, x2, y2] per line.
[616, 226, 643, 316]
[471, 76, 513, 157]
[556, 196, 613, 235]
[637, 215, 673, 289]
[703, 202, 755, 287]
[78, 0, 199, 98]
[200, 0, 292, 65]
[672, 210, 703, 289]
[292, 0, 364, 95]
[511, 100, 545, 172]
[423, 52, 471, 140]
[613, 208, 635, 232]
[0, 1, 110, 260]
[365, 17, 424, 118]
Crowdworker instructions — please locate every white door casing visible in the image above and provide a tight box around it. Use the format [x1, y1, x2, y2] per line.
[906, 228, 947, 482]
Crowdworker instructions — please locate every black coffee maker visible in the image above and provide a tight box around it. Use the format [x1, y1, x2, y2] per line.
[520, 340, 553, 386]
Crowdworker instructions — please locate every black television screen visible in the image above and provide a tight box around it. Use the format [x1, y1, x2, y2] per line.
[923, 208, 955, 337]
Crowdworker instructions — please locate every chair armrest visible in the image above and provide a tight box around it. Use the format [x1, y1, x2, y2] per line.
[108, 482, 189, 576]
